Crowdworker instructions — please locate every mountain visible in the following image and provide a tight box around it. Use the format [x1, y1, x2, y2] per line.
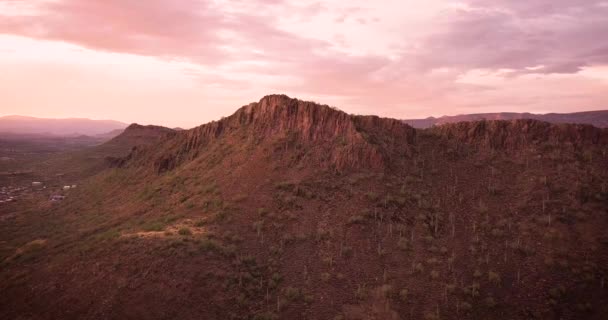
[1, 95, 607, 320]
[44, 123, 176, 182]
[0, 123, 175, 187]
[403, 110, 608, 128]
[0, 115, 128, 136]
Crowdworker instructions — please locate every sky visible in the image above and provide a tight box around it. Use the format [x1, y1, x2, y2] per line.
[0, 0, 607, 128]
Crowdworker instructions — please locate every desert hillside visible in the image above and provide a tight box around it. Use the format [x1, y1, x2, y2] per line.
[403, 110, 608, 129]
[1, 95, 607, 320]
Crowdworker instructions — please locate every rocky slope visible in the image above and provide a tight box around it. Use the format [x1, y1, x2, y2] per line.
[404, 110, 608, 129]
[115, 95, 416, 173]
[1, 95, 607, 320]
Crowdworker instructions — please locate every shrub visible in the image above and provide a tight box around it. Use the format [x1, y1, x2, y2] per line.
[484, 296, 497, 308]
[488, 271, 501, 285]
[348, 215, 365, 224]
[399, 288, 409, 302]
[397, 237, 410, 251]
[341, 246, 353, 258]
[380, 284, 393, 298]
[252, 220, 264, 236]
[473, 269, 482, 278]
[549, 285, 566, 299]
[460, 301, 472, 312]
[200, 238, 221, 252]
[413, 262, 424, 274]
[355, 284, 368, 300]
[366, 191, 379, 202]
[258, 207, 268, 217]
[463, 282, 480, 298]
[178, 228, 192, 236]
[430, 270, 440, 280]
[321, 272, 331, 282]
[253, 312, 278, 320]
[143, 221, 165, 232]
[284, 287, 303, 301]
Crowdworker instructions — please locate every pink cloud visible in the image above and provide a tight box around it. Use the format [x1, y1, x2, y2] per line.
[0, 0, 606, 126]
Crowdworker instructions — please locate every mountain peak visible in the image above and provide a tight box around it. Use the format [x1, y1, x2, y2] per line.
[113, 95, 416, 174]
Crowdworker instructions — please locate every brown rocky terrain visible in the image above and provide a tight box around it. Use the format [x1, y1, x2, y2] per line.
[403, 110, 608, 129]
[1, 95, 607, 320]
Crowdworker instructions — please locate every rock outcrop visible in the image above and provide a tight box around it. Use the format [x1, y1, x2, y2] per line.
[116, 95, 417, 173]
[432, 119, 608, 149]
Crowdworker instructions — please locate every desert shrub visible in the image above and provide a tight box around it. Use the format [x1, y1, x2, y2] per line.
[252, 220, 264, 236]
[445, 283, 456, 294]
[399, 288, 409, 302]
[143, 221, 165, 232]
[380, 284, 393, 297]
[257, 207, 268, 217]
[484, 296, 497, 308]
[398, 237, 410, 251]
[199, 238, 221, 252]
[284, 287, 303, 301]
[253, 312, 278, 320]
[348, 215, 365, 224]
[478, 199, 488, 213]
[275, 181, 295, 191]
[430, 270, 440, 280]
[178, 228, 192, 236]
[549, 285, 566, 299]
[460, 301, 472, 312]
[463, 282, 480, 298]
[95, 229, 120, 242]
[366, 191, 379, 202]
[316, 228, 331, 241]
[490, 228, 504, 237]
[321, 272, 331, 282]
[413, 262, 424, 274]
[355, 284, 368, 300]
[341, 246, 353, 258]
[488, 271, 501, 285]
[321, 256, 334, 267]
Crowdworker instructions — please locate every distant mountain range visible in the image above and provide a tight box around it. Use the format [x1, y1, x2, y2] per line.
[402, 110, 608, 128]
[0, 115, 128, 136]
[2, 110, 606, 138]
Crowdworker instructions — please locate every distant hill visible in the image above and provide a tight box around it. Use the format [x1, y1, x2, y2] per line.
[403, 110, 608, 128]
[0, 115, 128, 136]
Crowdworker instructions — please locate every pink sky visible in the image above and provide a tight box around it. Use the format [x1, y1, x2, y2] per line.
[1, 0, 607, 128]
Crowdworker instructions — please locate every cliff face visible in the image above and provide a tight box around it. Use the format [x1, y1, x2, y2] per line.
[111, 96, 607, 175]
[432, 119, 608, 149]
[132, 95, 417, 173]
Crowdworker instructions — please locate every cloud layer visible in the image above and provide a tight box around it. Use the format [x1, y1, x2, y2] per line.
[0, 0, 607, 126]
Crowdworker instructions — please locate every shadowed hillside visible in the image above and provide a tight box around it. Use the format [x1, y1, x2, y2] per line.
[1, 95, 607, 320]
[403, 110, 608, 129]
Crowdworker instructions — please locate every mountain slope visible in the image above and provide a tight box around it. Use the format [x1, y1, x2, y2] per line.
[0, 115, 128, 136]
[403, 110, 608, 128]
[1, 95, 607, 320]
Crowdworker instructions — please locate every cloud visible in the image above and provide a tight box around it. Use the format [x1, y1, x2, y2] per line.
[0, 0, 606, 123]
[413, 0, 608, 74]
